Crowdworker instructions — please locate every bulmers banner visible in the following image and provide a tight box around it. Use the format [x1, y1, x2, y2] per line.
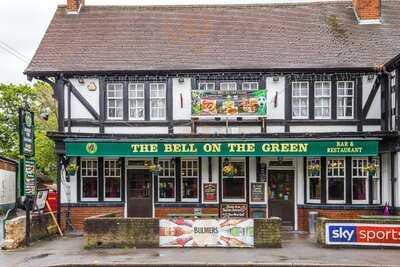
[159, 219, 254, 247]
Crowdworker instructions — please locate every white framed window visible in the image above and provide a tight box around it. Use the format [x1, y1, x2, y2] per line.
[337, 81, 354, 119]
[314, 81, 331, 119]
[292, 82, 309, 119]
[327, 158, 345, 204]
[80, 158, 98, 201]
[158, 159, 175, 201]
[107, 83, 123, 119]
[128, 83, 145, 120]
[104, 159, 121, 201]
[150, 83, 166, 120]
[181, 159, 199, 202]
[352, 158, 368, 204]
[198, 82, 215, 91]
[242, 82, 259, 91]
[220, 82, 237, 91]
[306, 158, 321, 203]
[371, 157, 381, 204]
[222, 158, 246, 202]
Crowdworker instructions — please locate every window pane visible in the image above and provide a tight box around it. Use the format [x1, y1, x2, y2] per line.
[223, 178, 245, 199]
[105, 177, 121, 198]
[159, 178, 175, 199]
[82, 177, 97, 198]
[309, 178, 321, 200]
[328, 178, 344, 200]
[182, 178, 198, 199]
[353, 178, 367, 201]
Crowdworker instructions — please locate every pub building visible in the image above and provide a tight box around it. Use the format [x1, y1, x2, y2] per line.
[25, 0, 400, 231]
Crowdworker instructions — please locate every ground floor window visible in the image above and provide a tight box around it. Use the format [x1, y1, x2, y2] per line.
[222, 158, 246, 202]
[307, 158, 321, 203]
[352, 158, 368, 204]
[158, 159, 175, 201]
[181, 159, 199, 201]
[80, 158, 98, 201]
[327, 158, 345, 203]
[104, 159, 121, 200]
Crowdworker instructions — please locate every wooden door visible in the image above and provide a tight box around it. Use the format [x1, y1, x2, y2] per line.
[127, 169, 152, 217]
[267, 170, 295, 228]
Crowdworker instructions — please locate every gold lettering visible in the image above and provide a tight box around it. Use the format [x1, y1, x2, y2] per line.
[203, 143, 221, 153]
[290, 144, 298, 152]
[262, 144, 271, 152]
[164, 144, 173, 153]
[150, 144, 158, 152]
[281, 143, 290, 152]
[247, 143, 255, 152]
[298, 144, 308, 152]
[228, 144, 236, 152]
[271, 144, 280, 152]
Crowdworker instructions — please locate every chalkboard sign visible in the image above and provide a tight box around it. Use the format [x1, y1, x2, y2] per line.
[251, 182, 266, 202]
[221, 204, 248, 218]
[259, 163, 267, 182]
[203, 183, 217, 202]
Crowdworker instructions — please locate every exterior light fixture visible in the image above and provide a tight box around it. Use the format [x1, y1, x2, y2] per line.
[273, 75, 280, 82]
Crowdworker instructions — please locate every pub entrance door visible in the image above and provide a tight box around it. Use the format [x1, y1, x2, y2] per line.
[127, 169, 152, 217]
[267, 170, 295, 228]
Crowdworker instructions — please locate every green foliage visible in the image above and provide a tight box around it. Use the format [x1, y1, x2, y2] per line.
[0, 82, 58, 179]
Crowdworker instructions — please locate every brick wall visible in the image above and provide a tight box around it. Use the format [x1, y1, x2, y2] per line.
[67, 0, 84, 12]
[61, 206, 123, 230]
[298, 207, 382, 232]
[254, 217, 281, 248]
[353, 0, 381, 20]
[0, 158, 16, 172]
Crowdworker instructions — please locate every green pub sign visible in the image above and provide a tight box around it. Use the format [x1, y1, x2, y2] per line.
[23, 159, 36, 196]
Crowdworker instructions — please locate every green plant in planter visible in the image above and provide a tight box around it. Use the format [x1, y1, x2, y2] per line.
[66, 163, 78, 176]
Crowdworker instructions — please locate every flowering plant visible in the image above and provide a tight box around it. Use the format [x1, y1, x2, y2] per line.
[223, 163, 237, 177]
[145, 161, 162, 174]
[365, 162, 379, 175]
[66, 163, 78, 176]
[307, 160, 320, 175]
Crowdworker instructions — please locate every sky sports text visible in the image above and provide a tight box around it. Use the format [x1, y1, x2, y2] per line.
[326, 223, 400, 245]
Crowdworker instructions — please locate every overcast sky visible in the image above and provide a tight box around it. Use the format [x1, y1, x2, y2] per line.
[0, 0, 343, 84]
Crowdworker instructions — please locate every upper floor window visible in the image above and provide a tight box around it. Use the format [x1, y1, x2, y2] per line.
[337, 81, 354, 119]
[242, 82, 259, 91]
[81, 158, 98, 201]
[220, 82, 237, 91]
[150, 83, 166, 120]
[128, 83, 145, 120]
[292, 82, 309, 119]
[181, 159, 199, 201]
[314, 81, 331, 119]
[107, 83, 123, 119]
[198, 82, 215, 91]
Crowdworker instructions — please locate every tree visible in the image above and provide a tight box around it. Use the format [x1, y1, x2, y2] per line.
[0, 82, 58, 179]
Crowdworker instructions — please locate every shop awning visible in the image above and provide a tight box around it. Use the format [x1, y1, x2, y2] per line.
[65, 138, 379, 157]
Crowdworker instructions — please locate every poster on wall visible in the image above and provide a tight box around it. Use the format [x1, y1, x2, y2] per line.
[34, 189, 49, 211]
[203, 183, 217, 202]
[326, 223, 400, 247]
[159, 219, 254, 247]
[220, 204, 248, 218]
[192, 89, 267, 117]
[251, 183, 266, 202]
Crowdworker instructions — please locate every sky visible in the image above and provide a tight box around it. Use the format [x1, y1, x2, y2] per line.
[0, 0, 345, 85]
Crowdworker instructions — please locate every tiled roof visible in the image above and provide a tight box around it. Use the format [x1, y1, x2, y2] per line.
[26, 1, 400, 75]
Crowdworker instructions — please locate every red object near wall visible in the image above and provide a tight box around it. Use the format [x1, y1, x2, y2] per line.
[44, 191, 58, 212]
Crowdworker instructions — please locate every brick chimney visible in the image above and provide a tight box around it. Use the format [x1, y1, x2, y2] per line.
[67, 0, 85, 14]
[352, 0, 381, 24]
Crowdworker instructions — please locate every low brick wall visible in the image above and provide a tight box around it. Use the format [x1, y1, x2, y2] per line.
[2, 212, 59, 249]
[84, 214, 281, 248]
[316, 216, 400, 247]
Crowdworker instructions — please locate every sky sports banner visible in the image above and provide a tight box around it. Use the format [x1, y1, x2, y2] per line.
[159, 219, 254, 247]
[326, 223, 400, 247]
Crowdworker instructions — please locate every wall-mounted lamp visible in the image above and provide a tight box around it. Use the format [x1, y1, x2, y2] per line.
[178, 77, 185, 84]
[78, 78, 85, 84]
[273, 75, 280, 82]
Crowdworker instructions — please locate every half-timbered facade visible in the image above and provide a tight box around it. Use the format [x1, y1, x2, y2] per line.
[26, 0, 400, 231]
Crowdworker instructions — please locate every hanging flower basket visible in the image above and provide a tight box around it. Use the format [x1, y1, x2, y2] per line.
[223, 163, 237, 177]
[66, 163, 78, 176]
[307, 161, 320, 176]
[145, 161, 162, 175]
[365, 162, 379, 176]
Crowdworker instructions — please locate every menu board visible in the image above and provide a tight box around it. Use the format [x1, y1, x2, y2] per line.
[258, 163, 267, 182]
[203, 183, 218, 202]
[220, 204, 248, 218]
[192, 89, 267, 117]
[251, 183, 266, 202]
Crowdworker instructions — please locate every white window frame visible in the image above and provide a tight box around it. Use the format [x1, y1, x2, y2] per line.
[198, 82, 216, 91]
[314, 81, 331, 119]
[352, 158, 369, 204]
[150, 83, 166, 120]
[128, 83, 145, 120]
[306, 158, 321, 204]
[106, 83, 124, 120]
[242, 82, 259, 91]
[158, 159, 176, 202]
[181, 158, 199, 202]
[371, 157, 381, 204]
[80, 158, 98, 201]
[292, 81, 309, 119]
[103, 158, 122, 201]
[326, 158, 346, 204]
[222, 158, 246, 202]
[337, 81, 354, 119]
[220, 82, 237, 91]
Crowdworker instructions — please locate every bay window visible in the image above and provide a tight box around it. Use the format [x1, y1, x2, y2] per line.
[327, 158, 345, 203]
[352, 158, 368, 203]
[158, 159, 175, 201]
[292, 82, 309, 119]
[307, 158, 321, 203]
[222, 158, 246, 202]
[150, 83, 166, 120]
[81, 158, 98, 201]
[337, 81, 354, 119]
[104, 159, 121, 201]
[107, 83, 123, 119]
[181, 159, 199, 201]
[314, 81, 331, 119]
[128, 83, 145, 120]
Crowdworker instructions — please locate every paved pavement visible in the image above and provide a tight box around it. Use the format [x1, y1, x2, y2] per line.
[1, 232, 400, 267]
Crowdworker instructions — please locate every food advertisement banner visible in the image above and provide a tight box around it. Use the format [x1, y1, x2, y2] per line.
[192, 89, 267, 117]
[159, 219, 254, 247]
[326, 223, 400, 247]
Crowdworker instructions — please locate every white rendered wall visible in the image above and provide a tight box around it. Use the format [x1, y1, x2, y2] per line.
[266, 76, 285, 119]
[60, 168, 77, 204]
[296, 158, 304, 205]
[67, 127, 100, 133]
[173, 126, 191, 134]
[104, 127, 169, 134]
[362, 75, 381, 119]
[0, 169, 16, 205]
[266, 126, 285, 133]
[381, 153, 392, 206]
[172, 78, 192, 120]
[290, 125, 357, 133]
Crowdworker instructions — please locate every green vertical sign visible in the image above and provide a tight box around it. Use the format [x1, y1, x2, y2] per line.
[23, 159, 36, 196]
